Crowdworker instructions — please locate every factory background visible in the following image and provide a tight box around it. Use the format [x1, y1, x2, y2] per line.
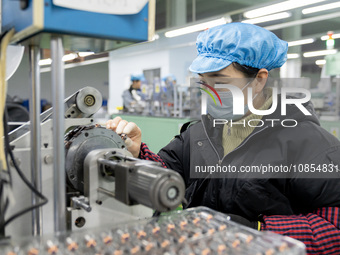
[7, 0, 340, 115]
[2, 0, 340, 254]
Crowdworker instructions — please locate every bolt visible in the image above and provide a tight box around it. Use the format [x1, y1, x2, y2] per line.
[44, 155, 53, 164]
[84, 95, 95, 106]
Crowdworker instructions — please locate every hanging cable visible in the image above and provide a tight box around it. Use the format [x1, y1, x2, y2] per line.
[0, 29, 48, 229]
[0, 29, 15, 170]
[1, 107, 48, 228]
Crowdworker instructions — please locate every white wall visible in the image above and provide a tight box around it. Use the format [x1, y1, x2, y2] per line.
[7, 53, 109, 103]
[7, 30, 198, 115]
[108, 32, 199, 113]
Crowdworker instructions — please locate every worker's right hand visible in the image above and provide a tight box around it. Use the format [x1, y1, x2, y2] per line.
[106, 116, 142, 158]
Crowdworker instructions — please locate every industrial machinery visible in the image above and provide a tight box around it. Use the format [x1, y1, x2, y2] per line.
[0, 1, 307, 253]
[4, 87, 185, 238]
[1, 87, 307, 255]
[0, 207, 306, 254]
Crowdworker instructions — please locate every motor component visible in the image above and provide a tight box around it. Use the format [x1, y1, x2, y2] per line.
[65, 124, 185, 212]
[98, 155, 185, 212]
[65, 125, 125, 193]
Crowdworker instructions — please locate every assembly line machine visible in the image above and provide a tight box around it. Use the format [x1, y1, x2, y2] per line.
[1, 0, 158, 236]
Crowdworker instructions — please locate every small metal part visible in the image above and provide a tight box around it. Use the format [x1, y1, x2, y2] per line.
[142, 240, 155, 252]
[112, 228, 131, 244]
[46, 240, 58, 255]
[192, 217, 200, 225]
[152, 226, 160, 235]
[137, 230, 147, 239]
[65, 237, 79, 252]
[71, 196, 92, 212]
[167, 223, 175, 233]
[235, 232, 254, 243]
[129, 244, 140, 255]
[103, 235, 113, 245]
[44, 155, 53, 165]
[160, 239, 170, 249]
[84, 95, 96, 106]
[84, 235, 97, 248]
[179, 220, 188, 230]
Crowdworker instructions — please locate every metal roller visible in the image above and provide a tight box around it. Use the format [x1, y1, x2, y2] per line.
[65, 87, 103, 118]
[75, 87, 103, 116]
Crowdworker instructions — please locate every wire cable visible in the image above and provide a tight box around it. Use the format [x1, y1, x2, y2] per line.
[0, 29, 48, 230]
[0, 29, 15, 170]
[0, 29, 14, 235]
[1, 88, 48, 229]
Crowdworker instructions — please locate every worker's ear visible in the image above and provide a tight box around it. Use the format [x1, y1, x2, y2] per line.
[253, 68, 268, 93]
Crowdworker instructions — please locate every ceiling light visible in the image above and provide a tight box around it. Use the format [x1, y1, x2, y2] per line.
[315, 59, 326, 65]
[287, 53, 300, 59]
[321, 33, 340, 40]
[39, 58, 52, 66]
[78, 52, 95, 57]
[303, 49, 337, 58]
[242, 12, 291, 25]
[165, 17, 227, 38]
[302, 1, 340, 14]
[288, 38, 314, 47]
[62, 53, 78, 62]
[244, 0, 326, 19]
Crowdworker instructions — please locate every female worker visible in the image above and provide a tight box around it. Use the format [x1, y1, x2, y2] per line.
[107, 23, 340, 254]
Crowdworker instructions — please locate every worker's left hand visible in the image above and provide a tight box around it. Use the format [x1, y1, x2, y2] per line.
[106, 116, 142, 158]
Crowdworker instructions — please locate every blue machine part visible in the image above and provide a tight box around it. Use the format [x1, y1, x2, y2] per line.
[2, 0, 150, 43]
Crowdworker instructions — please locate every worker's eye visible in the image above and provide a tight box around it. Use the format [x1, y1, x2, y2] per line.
[197, 80, 215, 88]
[215, 78, 233, 84]
[197, 80, 207, 85]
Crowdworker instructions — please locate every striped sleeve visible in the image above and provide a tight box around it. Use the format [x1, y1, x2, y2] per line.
[260, 207, 340, 254]
[139, 142, 167, 168]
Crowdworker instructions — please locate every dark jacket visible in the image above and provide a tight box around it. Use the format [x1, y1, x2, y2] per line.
[158, 97, 340, 221]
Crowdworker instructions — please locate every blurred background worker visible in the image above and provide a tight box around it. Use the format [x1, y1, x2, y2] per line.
[161, 74, 176, 116]
[162, 74, 176, 99]
[122, 74, 146, 113]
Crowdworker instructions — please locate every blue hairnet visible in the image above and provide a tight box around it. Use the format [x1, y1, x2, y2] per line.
[189, 23, 288, 73]
[131, 74, 145, 81]
[162, 74, 176, 82]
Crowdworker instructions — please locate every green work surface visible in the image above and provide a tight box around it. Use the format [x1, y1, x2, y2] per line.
[111, 115, 191, 153]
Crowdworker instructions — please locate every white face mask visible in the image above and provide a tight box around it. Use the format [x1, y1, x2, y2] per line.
[203, 81, 258, 120]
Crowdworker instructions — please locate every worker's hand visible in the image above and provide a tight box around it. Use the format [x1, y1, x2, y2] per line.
[106, 116, 141, 158]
